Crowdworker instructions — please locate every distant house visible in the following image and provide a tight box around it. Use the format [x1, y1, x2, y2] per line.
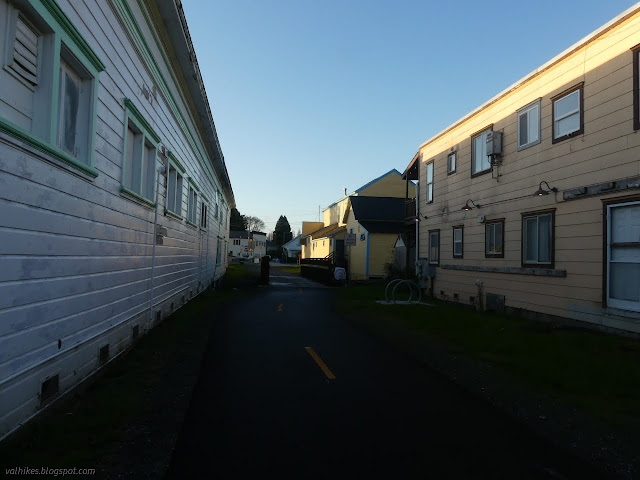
[229, 231, 249, 258]
[300, 169, 415, 264]
[282, 235, 302, 261]
[343, 197, 406, 280]
[229, 231, 266, 260]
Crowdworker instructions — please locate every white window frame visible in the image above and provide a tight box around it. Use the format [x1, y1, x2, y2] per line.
[453, 226, 463, 258]
[517, 99, 541, 151]
[552, 86, 583, 142]
[471, 127, 492, 176]
[522, 212, 554, 266]
[447, 151, 456, 174]
[429, 230, 439, 265]
[426, 161, 434, 204]
[606, 201, 640, 312]
[485, 220, 504, 258]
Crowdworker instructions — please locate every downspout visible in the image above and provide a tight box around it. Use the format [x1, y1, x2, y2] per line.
[149, 163, 166, 327]
[415, 159, 419, 269]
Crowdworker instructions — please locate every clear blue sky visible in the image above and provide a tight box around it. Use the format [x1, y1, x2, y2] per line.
[182, 0, 636, 235]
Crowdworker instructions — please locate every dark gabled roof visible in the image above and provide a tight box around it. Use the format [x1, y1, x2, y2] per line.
[360, 221, 406, 234]
[349, 196, 405, 223]
[229, 230, 249, 239]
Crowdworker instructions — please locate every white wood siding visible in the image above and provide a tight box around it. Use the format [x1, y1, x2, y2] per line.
[0, 0, 232, 438]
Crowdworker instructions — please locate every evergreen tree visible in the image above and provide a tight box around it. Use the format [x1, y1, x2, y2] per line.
[230, 208, 247, 231]
[272, 215, 293, 246]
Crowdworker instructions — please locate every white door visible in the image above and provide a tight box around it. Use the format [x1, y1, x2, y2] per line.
[607, 201, 640, 311]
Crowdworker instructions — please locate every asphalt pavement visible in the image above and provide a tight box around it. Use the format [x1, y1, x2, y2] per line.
[166, 271, 606, 479]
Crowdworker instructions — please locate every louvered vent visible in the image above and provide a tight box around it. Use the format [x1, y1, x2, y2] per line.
[11, 15, 39, 86]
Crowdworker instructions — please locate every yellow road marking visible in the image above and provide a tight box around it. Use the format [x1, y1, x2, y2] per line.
[277, 303, 283, 311]
[305, 347, 336, 380]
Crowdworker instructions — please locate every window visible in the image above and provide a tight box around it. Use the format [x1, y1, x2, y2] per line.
[121, 100, 160, 203]
[214, 190, 220, 219]
[426, 161, 434, 204]
[200, 201, 208, 229]
[0, 4, 104, 178]
[517, 99, 541, 150]
[216, 238, 222, 264]
[552, 84, 583, 143]
[634, 47, 640, 130]
[471, 127, 492, 176]
[429, 230, 439, 265]
[522, 211, 554, 266]
[485, 219, 504, 258]
[447, 152, 456, 174]
[187, 183, 198, 225]
[166, 157, 184, 217]
[233, 239, 240, 246]
[453, 226, 463, 258]
[606, 201, 640, 311]
[57, 47, 91, 159]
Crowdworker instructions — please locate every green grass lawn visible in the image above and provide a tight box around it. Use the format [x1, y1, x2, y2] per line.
[278, 265, 301, 274]
[0, 264, 256, 472]
[336, 281, 640, 426]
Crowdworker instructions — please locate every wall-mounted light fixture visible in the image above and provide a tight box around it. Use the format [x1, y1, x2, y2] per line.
[533, 181, 558, 196]
[460, 199, 481, 211]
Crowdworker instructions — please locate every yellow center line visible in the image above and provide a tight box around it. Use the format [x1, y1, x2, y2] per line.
[305, 347, 336, 380]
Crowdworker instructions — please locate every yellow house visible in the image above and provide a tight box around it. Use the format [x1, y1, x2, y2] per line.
[343, 196, 406, 280]
[300, 169, 416, 263]
[403, 4, 640, 334]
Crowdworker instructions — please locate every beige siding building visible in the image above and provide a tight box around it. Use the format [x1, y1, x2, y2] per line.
[405, 4, 640, 334]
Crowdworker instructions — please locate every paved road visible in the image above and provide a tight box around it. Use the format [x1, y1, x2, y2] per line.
[167, 275, 604, 479]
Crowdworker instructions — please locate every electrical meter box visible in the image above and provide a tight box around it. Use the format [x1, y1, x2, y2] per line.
[486, 131, 503, 156]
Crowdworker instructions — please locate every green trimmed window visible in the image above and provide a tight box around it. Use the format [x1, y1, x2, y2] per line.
[166, 156, 184, 217]
[187, 182, 198, 225]
[0, 0, 104, 177]
[200, 199, 208, 229]
[121, 99, 160, 203]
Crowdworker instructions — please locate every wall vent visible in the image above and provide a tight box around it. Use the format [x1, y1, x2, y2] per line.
[99, 344, 109, 363]
[41, 374, 59, 404]
[132, 324, 139, 340]
[453, 293, 459, 300]
[440, 290, 445, 296]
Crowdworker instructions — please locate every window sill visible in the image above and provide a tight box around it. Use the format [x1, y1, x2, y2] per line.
[165, 209, 183, 221]
[517, 139, 541, 151]
[441, 264, 566, 277]
[186, 220, 198, 229]
[120, 185, 156, 208]
[471, 168, 492, 179]
[0, 117, 99, 179]
[552, 130, 583, 144]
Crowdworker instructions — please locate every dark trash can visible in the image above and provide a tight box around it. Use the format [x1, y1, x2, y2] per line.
[260, 255, 271, 285]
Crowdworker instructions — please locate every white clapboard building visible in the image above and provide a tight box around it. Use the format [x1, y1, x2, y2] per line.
[0, 0, 234, 438]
